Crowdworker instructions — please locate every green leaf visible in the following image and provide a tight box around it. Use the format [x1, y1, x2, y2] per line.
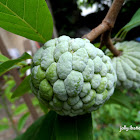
[0, 118, 9, 131]
[12, 75, 31, 98]
[77, 114, 94, 140]
[18, 112, 30, 131]
[0, 117, 9, 123]
[54, 116, 77, 140]
[93, 43, 100, 48]
[13, 98, 39, 116]
[39, 102, 48, 113]
[0, 124, 9, 131]
[106, 89, 132, 110]
[15, 111, 57, 140]
[54, 113, 93, 140]
[4, 79, 16, 102]
[32, 97, 40, 106]
[0, 104, 2, 109]
[0, 54, 9, 62]
[15, 112, 94, 140]
[20, 65, 31, 74]
[115, 8, 140, 39]
[14, 104, 27, 116]
[0, 117, 9, 131]
[0, 52, 32, 76]
[0, 0, 53, 43]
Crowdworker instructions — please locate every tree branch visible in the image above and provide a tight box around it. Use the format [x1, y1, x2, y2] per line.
[82, 0, 125, 56]
[82, 23, 110, 42]
[0, 36, 39, 121]
[100, 30, 121, 56]
[103, 0, 125, 28]
[82, 0, 124, 41]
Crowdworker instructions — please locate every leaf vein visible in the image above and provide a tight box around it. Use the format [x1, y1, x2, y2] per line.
[23, 0, 25, 19]
[36, 0, 39, 30]
[6, 0, 8, 6]
[0, 11, 16, 17]
[0, 1, 46, 42]
[0, 22, 41, 37]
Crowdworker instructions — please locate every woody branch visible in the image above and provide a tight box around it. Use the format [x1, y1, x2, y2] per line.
[82, 0, 125, 56]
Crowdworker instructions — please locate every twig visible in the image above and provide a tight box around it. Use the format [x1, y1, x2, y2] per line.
[82, 0, 125, 56]
[11, 69, 39, 121]
[112, 37, 123, 43]
[103, 0, 125, 29]
[100, 31, 121, 56]
[0, 36, 39, 121]
[1, 93, 20, 135]
[82, 22, 110, 42]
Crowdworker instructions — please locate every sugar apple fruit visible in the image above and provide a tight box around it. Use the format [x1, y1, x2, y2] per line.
[106, 41, 140, 89]
[30, 35, 117, 116]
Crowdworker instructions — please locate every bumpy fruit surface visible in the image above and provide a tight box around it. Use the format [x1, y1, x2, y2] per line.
[30, 35, 117, 116]
[106, 41, 140, 89]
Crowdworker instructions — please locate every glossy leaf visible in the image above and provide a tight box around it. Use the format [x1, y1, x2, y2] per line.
[0, 54, 9, 62]
[14, 111, 94, 140]
[12, 75, 31, 98]
[77, 114, 93, 140]
[18, 112, 30, 131]
[54, 116, 78, 140]
[0, 52, 32, 76]
[115, 8, 140, 39]
[55, 113, 94, 140]
[0, 0, 53, 43]
[15, 111, 57, 140]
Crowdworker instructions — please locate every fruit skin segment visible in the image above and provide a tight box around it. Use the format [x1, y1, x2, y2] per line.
[106, 41, 140, 89]
[30, 35, 117, 117]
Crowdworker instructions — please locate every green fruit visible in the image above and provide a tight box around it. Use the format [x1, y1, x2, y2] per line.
[30, 35, 117, 116]
[106, 41, 140, 89]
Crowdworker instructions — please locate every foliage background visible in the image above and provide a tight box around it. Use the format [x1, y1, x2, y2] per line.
[50, 0, 140, 41]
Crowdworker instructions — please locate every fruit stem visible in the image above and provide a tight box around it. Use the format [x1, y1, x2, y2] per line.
[82, 0, 125, 56]
[100, 30, 121, 56]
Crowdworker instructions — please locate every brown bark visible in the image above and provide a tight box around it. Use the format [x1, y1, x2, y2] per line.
[103, 0, 125, 28]
[100, 31, 121, 56]
[0, 36, 38, 121]
[82, 0, 125, 56]
[11, 69, 39, 121]
[82, 23, 110, 42]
